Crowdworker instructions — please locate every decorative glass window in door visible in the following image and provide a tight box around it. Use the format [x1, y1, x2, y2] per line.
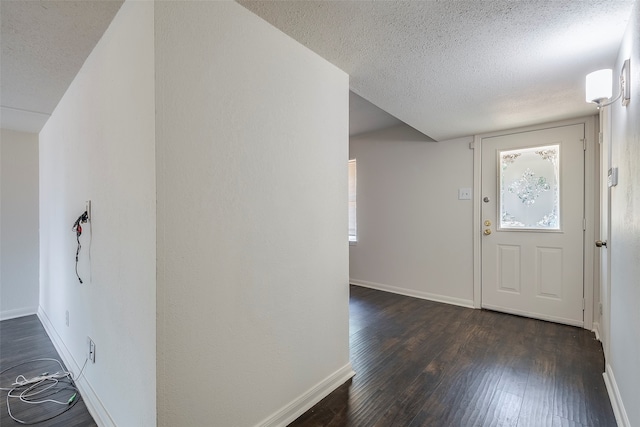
[499, 144, 560, 230]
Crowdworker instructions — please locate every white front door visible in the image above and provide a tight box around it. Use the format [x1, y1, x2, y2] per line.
[481, 124, 585, 327]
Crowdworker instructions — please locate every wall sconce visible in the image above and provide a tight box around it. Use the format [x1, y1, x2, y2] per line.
[586, 59, 631, 108]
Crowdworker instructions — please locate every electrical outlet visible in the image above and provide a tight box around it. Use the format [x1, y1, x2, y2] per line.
[65, 310, 69, 327]
[85, 200, 91, 221]
[87, 337, 96, 363]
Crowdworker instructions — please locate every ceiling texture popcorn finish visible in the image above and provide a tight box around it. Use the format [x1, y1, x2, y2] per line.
[0, 1, 634, 137]
[0, 0, 124, 132]
[239, 0, 634, 141]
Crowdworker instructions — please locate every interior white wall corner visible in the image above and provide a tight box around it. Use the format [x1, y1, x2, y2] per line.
[155, 2, 350, 426]
[38, 1, 156, 425]
[0, 129, 39, 320]
[349, 125, 475, 307]
[607, 3, 640, 426]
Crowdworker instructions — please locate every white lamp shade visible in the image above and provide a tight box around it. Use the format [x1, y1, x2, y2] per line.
[586, 69, 613, 103]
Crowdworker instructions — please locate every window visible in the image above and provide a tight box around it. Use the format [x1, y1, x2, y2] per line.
[499, 144, 560, 230]
[348, 159, 357, 243]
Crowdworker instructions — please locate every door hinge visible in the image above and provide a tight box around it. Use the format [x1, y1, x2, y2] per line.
[581, 138, 586, 151]
[583, 298, 586, 310]
[583, 218, 587, 230]
[599, 132, 604, 144]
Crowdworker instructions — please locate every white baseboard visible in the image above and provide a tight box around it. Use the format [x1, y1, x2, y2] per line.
[37, 306, 116, 427]
[603, 363, 630, 427]
[1, 306, 38, 321]
[592, 322, 601, 341]
[256, 363, 355, 427]
[350, 279, 475, 309]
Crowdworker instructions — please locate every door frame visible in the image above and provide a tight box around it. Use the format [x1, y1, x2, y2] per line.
[598, 107, 611, 357]
[472, 116, 598, 330]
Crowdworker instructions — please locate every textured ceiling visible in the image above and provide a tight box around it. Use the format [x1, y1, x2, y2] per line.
[1, 0, 124, 133]
[239, 0, 635, 141]
[1, 1, 634, 138]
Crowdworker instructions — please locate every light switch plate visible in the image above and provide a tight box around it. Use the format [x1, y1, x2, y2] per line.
[458, 188, 472, 200]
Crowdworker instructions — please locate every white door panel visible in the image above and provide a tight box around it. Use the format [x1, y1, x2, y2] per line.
[481, 124, 585, 326]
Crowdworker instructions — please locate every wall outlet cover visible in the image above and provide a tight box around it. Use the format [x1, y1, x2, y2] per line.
[87, 337, 96, 363]
[458, 188, 472, 200]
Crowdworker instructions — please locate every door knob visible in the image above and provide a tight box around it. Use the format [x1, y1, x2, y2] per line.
[484, 229, 492, 236]
[595, 240, 607, 248]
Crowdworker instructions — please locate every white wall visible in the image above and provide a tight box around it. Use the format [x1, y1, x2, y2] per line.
[0, 129, 39, 320]
[38, 1, 156, 426]
[349, 125, 475, 307]
[607, 3, 640, 426]
[155, 2, 351, 426]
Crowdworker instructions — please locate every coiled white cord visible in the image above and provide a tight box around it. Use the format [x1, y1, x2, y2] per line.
[0, 357, 87, 425]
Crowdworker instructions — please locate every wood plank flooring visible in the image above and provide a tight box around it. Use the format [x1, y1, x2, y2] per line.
[0, 315, 97, 427]
[290, 286, 616, 427]
[1, 288, 616, 427]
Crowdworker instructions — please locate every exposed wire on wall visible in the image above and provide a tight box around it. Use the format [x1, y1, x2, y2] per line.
[72, 211, 89, 284]
[0, 358, 88, 425]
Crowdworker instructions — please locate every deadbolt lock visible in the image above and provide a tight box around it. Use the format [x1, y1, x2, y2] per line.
[484, 220, 491, 227]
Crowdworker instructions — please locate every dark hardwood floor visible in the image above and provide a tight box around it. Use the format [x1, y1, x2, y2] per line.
[0, 315, 96, 427]
[290, 285, 616, 427]
[1, 288, 616, 427]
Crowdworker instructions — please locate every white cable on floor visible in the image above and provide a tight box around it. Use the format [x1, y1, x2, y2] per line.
[0, 357, 87, 425]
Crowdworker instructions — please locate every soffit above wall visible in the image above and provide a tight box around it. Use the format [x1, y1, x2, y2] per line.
[350, 91, 401, 137]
